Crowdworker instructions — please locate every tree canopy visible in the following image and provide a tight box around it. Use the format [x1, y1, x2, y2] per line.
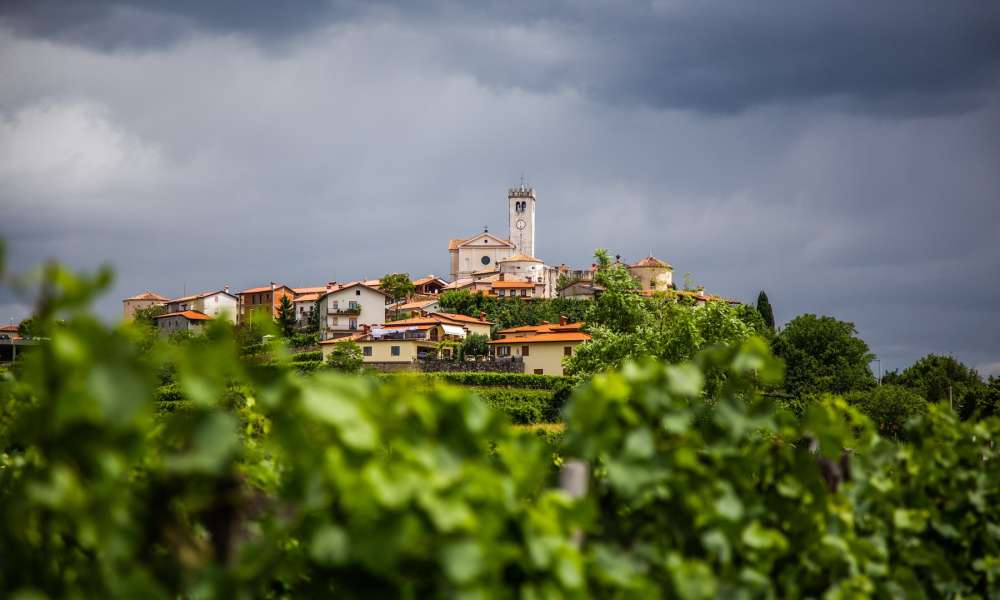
[756, 290, 775, 331]
[276, 295, 297, 336]
[771, 314, 875, 397]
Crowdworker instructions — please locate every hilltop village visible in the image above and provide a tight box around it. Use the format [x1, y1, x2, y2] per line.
[121, 186, 736, 375]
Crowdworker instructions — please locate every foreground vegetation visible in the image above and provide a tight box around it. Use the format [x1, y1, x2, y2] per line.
[3, 255, 1000, 598]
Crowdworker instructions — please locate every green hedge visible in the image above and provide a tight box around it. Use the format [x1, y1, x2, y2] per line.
[471, 387, 558, 424]
[389, 371, 572, 390]
[291, 350, 323, 363]
[291, 360, 324, 374]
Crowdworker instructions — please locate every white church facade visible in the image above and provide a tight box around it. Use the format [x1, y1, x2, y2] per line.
[448, 185, 560, 298]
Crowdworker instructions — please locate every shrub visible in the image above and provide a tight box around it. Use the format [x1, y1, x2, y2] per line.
[324, 341, 363, 373]
[154, 383, 184, 402]
[291, 360, 324, 374]
[290, 350, 323, 363]
[471, 387, 554, 424]
[845, 384, 928, 439]
[419, 371, 571, 390]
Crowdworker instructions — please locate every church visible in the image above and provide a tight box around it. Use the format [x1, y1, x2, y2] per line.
[447, 185, 560, 298]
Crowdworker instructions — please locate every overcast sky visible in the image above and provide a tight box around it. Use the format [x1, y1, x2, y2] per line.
[1, 1, 998, 376]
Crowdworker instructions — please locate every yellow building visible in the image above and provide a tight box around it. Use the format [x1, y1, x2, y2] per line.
[319, 314, 482, 367]
[488, 319, 590, 376]
[628, 255, 673, 294]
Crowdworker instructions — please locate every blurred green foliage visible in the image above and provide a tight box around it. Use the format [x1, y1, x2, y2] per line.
[4, 252, 1000, 597]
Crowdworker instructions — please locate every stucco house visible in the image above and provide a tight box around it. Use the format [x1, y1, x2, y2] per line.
[317, 282, 388, 340]
[165, 289, 238, 323]
[122, 291, 168, 320]
[154, 310, 213, 336]
[238, 283, 296, 323]
[488, 318, 590, 376]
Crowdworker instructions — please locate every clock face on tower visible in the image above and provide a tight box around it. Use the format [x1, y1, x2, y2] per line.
[515, 219, 526, 230]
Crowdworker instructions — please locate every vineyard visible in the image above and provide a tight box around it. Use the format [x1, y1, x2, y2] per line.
[3, 267, 1000, 598]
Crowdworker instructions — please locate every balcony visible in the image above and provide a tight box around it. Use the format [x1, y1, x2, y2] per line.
[328, 306, 362, 316]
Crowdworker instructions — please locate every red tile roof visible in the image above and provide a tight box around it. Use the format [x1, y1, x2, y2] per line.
[412, 275, 445, 287]
[169, 289, 233, 304]
[124, 290, 169, 302]
[294, 293, 321, 302]
[239, 284, 292, 295]
[154, 310, 213, 321]
[0, 324, 19, 333]
[432, 312, 494, 326]
[499, 322, 584, 335]
[293, 286, 328, 295]
[630, 256, 673, 269]
[488, 332, 591, 344]
[448, 238, 466, 251]
[491, 280, 535, 289]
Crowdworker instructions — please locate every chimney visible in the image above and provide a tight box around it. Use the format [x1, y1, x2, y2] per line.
[224, 285, 230, 294]
[270, 282, 276, 292]
[479, 311, 486, 322]
[559, 315, 568, 326]
[326, 281, 336, 291]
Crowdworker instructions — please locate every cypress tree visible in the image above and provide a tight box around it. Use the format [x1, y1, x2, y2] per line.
[756, 290, 775, 331]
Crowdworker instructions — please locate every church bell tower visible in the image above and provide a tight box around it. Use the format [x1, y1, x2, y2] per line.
[508, 184, 536, 258]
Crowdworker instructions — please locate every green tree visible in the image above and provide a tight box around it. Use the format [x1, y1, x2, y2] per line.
[462, 332, 489, 357]
[324, 340, 363, 372]
[756, 290, 775, 331]
[845, 384, 928, 440]
[896, 354, 986, 418]
[132, 304, 166, 328]
[276, 295, 296, 337]
[381, 273, 415, 319]
[772, 314, 875, 397]
[17, 315, 42, 338]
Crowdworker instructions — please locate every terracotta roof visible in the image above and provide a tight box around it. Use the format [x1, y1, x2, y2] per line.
[319, 333, 366, 345]
[488, 332, 591, 344]
[491, 280, 535, 289]
[433, 311, 494, 325]
[0, 324, 19, 333]
[293, 286, 328, 295]
[498, 254, 543, 263]
[448, 238, 466, 251]
[168, 289, 233, 304]
[499, 322, 585, 335]
[124, 290, 168, 302]
[394, 299, 438, 311]
[443, 278, 475, 289]
[294, 292, 321, 302]
[320, 281, 386, 298]
[154, 310, 213, 321]
[239, 284, 292, 295]
[412, 275, 445, 287]
[630, 256, 673, 269]
[380, 324, 434, 331]
[362, 279, 382, 288]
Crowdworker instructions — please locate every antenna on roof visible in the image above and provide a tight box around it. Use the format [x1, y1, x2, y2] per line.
[484, 224, 488, 232]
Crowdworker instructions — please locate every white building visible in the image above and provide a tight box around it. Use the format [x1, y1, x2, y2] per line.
[165, 289, 238, 324]
[317, 282, 388, 340]
[449, 185, 540, 281]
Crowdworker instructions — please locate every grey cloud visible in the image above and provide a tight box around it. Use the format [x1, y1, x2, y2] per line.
[2, 1, 999, 115]
[0, 6, 998, 377]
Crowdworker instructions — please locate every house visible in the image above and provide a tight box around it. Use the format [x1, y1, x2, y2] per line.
[389, 298, 441, 319]
[165, 289, 238, 323]
[628, 255, 673, 294]
[488, 317, 590, 376]
[238, 283, 296, 323]
[319, 315, 480, 367]
[122, 291, 168, 320]
[375, 311, 494, 339]
[292, 289, 323, 329]
[317, 282, 388, 340]
[491, 279, 543, 299]
[412, 275, 448, 296]
[558, 280, 605, 300]
[153, 310, 212, 336]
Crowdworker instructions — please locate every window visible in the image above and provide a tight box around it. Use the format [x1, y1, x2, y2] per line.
[520, 289, 527, 297]
[356, 289, 361, 296]
[391, 345, 400, 356]
[521, 345, 530, 357]
[363, 346, 372, 356]
[497, 290, 505, 297]
[481, 255, 491, 265]
[349, 301, 359, 309]
[533, 369, 544, 375]
[564, 346, 572, 357]
[349, 318, 357, 330]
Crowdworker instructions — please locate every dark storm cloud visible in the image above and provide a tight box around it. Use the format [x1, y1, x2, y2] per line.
[3, 1, 999, 115]
[0, 2, 998, 378]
